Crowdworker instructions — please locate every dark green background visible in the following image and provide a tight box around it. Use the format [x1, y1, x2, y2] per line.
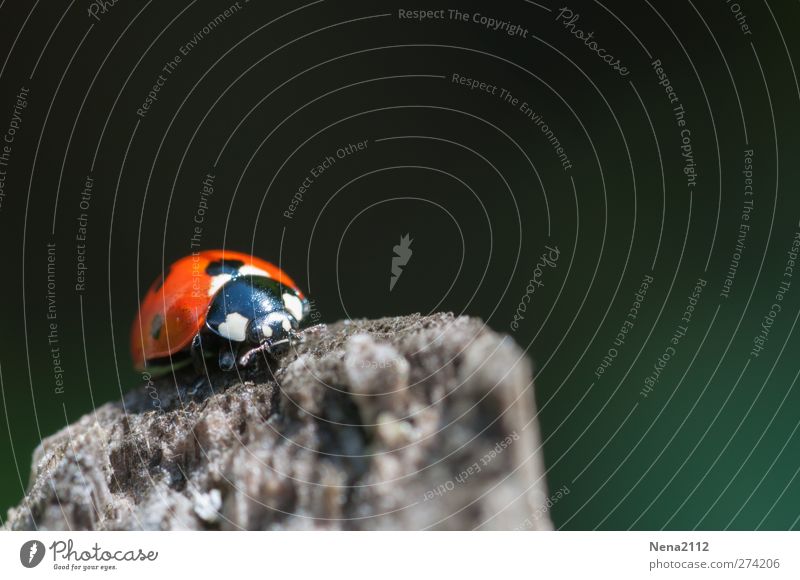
[1, 0, 798, 529]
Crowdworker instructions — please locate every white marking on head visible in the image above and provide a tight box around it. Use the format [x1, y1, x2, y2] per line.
[263, 324, 273, 338]
[283, 293, 304, 321]
[282, 317, 292, 332]
[207, 273, 233, 297]
[218, 312, 249, 342]
[238, 265, 270, 278]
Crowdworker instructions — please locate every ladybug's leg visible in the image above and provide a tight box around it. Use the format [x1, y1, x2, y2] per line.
[188, 375, 209, 398]
[186, 334, 207, 397]
[218, 340, 237, 371]
[188, 333, 215, 398]
[238, 342, 271, 368]
[190, 334, 206, 375]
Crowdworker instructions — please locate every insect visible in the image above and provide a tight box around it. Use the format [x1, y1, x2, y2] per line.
[131, 250, 310, 375]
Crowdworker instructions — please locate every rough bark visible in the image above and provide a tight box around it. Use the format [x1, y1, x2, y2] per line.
[6, 313, 551, 530]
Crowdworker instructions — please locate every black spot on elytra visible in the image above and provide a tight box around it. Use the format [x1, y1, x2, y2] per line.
[206, 259, 244, 277]
[150, 313, 164, 340]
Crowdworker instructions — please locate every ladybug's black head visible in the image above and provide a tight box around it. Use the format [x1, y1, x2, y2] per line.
[247, 310, 298, 355]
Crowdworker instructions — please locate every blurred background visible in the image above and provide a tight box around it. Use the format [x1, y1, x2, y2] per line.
[1, 0, 799, 529]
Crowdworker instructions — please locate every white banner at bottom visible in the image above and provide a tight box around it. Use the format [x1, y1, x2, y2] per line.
[0, 531, 796, 579]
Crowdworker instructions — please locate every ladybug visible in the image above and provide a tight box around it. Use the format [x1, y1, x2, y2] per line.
[131, 250, 310, 375]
